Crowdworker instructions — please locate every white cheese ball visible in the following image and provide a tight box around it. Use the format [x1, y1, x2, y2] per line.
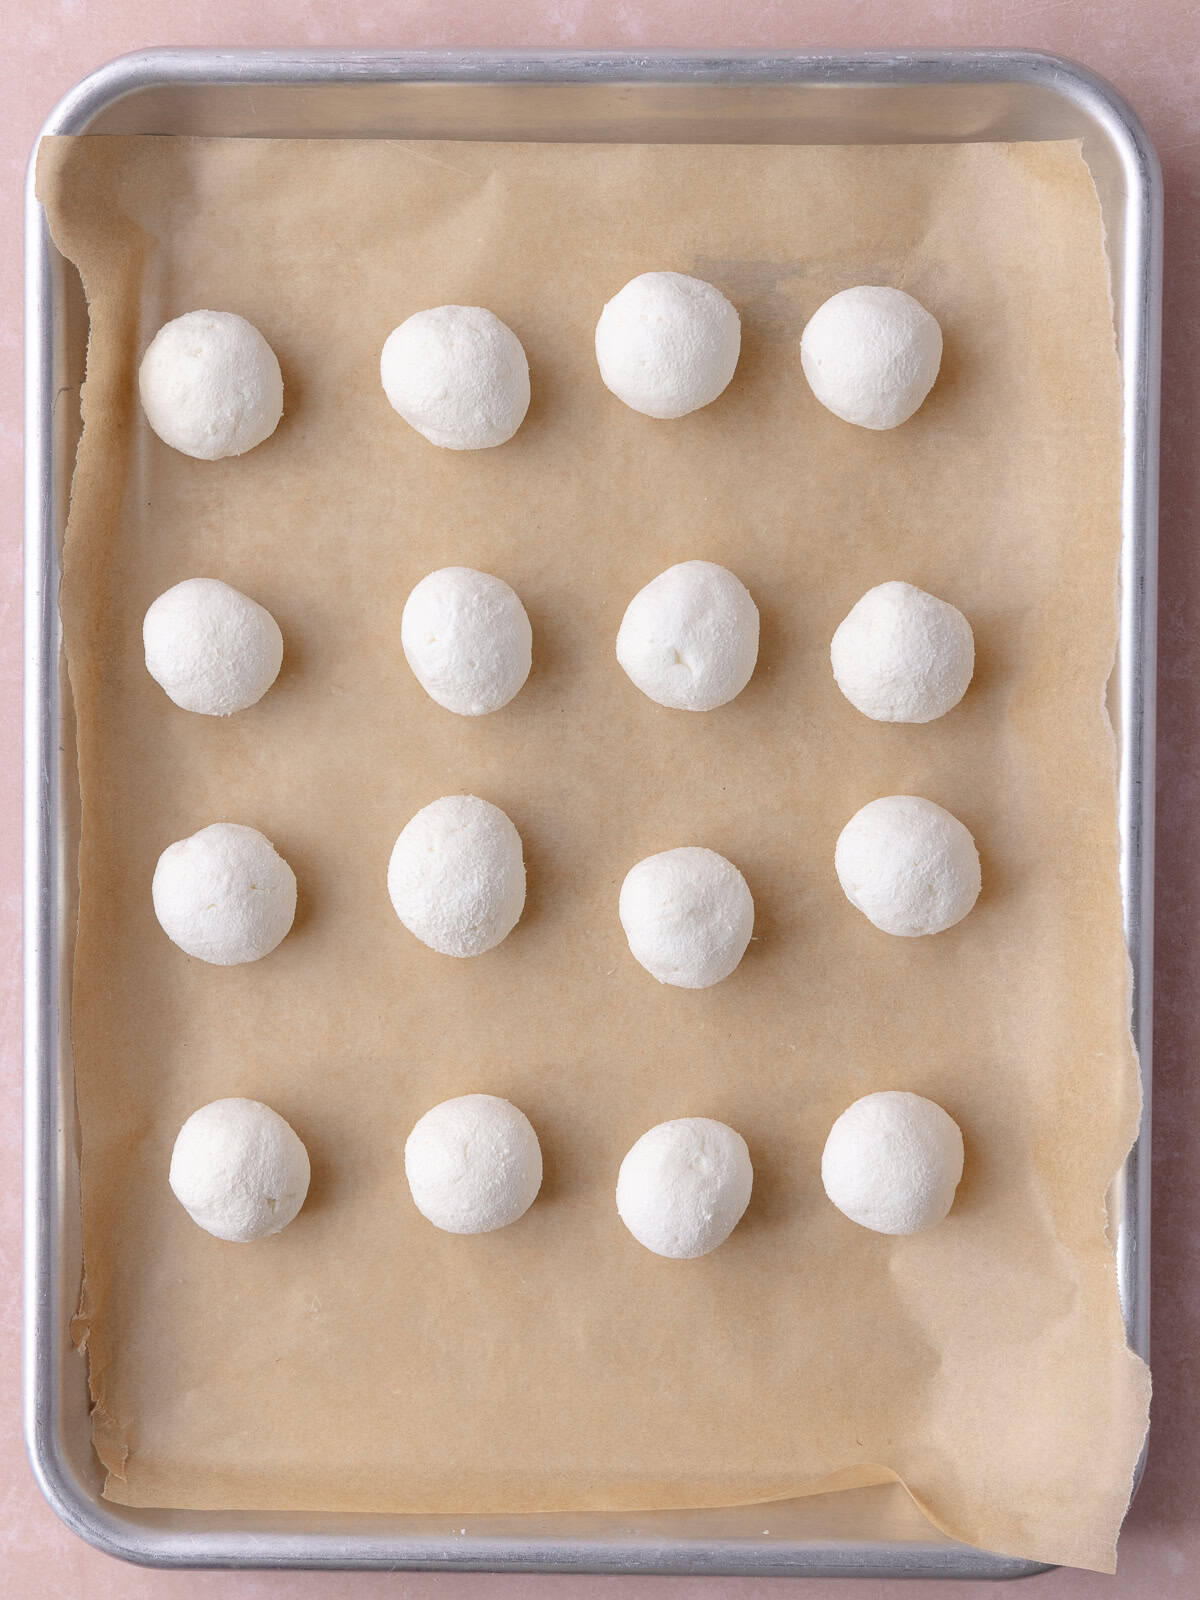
[801, 286, 942, 430]
[835, 795, 980, 938]
[380, 306, 530, 450]
[401, 568, 532, 716]
[619, 847, 754, 989]
[153, 823, 297, 965]
[822, 1091, 964, 1235]
[387, 795, 525, 958]
[405, 1094, 542, 1234]
[831, 581, 974, 723]
[143, 578, 284, 716]
[138, 310, 284, 460]
[616, 1118, 753, 1259]
[617, 560, 759, 711]
[169, 1098, 310, 1242]
[595, 271, 741, 419]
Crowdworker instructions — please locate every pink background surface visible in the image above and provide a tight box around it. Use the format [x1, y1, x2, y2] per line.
[4, 4, 1197, 1596]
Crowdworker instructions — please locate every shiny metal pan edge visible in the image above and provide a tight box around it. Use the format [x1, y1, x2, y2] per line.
[23, 47, 1161, 1576]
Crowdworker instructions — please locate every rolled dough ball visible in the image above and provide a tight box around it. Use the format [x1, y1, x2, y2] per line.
[821, 1091, 964, 1235]
[405, 1093, 542, 1234]
[800, 286, 942, 429]
[835, 795, 980, 937]
[380, 305, 530, 449]
[153, 823, 297, 965]
[169, 1097, 310, 1242]
[387, 795, 525, 957]
[616, 1118, 753, 1259]
[401, 567, 532, 716]
[138, 310, 284, 459]
[616, 560, 759, 711]
[143, 577, 284, 716]
[595, 271, 741, 419]
[831, 581, 974, 723]
[619, 847, 754, 988]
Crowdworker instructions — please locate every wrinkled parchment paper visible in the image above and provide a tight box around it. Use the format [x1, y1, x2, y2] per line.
[37, 134, 1149, 1572]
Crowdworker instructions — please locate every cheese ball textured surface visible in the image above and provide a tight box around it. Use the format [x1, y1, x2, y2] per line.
[169, 1098, 310, 1242]
[138, 310, 284, 460]
[619, 847, 754, 988]
[835, 795, 981, 937]
[831, 581, 974, 723]
[387, 795, 525, 957]
[595, 271, 741, 419]
[801, 286, 942, 430]
[822, 1091, 964, 1235]
[405, 1094, 542, 1234]
[153, 823, 297, 965]
[616, 1118, 754, 1258]
[617, 560, 759, 711]
[401, 567, 532, 715]
[380, 305, 530, 449]
[143, 578, 284, 716]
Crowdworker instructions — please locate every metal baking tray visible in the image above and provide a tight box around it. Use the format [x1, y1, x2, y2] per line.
[24, 48, 1160, 1577]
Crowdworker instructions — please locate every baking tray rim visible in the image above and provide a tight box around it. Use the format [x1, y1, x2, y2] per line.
[23, 45, 1161, 1577]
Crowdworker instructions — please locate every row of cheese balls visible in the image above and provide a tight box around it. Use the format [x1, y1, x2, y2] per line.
[152, 784, 981, 984]
[136, 274, 943, 463]
[168, 1089, 965, 1252]
[143, 559, 975, 722]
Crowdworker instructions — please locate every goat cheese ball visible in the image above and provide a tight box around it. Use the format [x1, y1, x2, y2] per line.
[831, 581, 974, 723]
[619, 847, 754, 989]
[835, 795, 980, 937]
[138, 310, 283, 459]
[617, 560, 759, 711]
[153, 823, 297, 965]
[616, 1118, 753, 1259]
[595, 271, 741, 419]
[405, 1094, 542, 1234]
[380, 305, 530, 450]
[822, 1091, 964, 1235]
[169, 1098, 310, 1242]
[800, 286, 942, 430]
[388, 795, 525, 957]
[401, 567, 532, 716]
[143, 577, 283, 716]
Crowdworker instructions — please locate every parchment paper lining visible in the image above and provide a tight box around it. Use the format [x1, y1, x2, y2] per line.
[37, 133, 1149, 1573]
